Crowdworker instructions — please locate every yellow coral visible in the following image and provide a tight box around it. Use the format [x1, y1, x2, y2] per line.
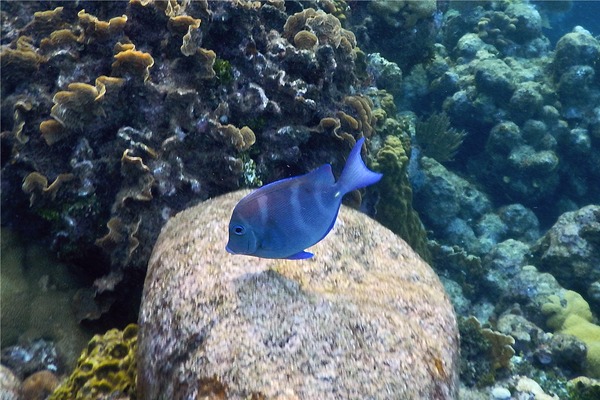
[40, 81, 106, 145]
[23, 7, 67, 37]
[40, 29, 82, 51]
[481, 326, 516, 370]
[293, 30, 318, 50]
[373, 134, 431, 261]
[542, 290, 600, 378]
[49, 324, 138, 400]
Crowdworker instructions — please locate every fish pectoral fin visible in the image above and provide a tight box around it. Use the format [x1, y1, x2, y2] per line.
[285, 250, 313, 260]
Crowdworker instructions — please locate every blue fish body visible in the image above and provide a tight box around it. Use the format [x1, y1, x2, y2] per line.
[226, 137, 382, 259]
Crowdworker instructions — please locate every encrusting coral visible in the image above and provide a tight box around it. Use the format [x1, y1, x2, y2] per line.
[372, 134, 431, 261]
[113, 149, 155, 213]
[541, 290, 600, 378]
[48, 324, 138, 400]
[77, 9, 127, 41]
[459, 316, 516, 387]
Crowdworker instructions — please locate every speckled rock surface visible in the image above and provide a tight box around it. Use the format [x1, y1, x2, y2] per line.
[137, 190, 459, 400]
[0, 364, 21, 400]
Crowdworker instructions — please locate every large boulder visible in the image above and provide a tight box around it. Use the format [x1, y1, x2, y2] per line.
[137, 190, 459, 399]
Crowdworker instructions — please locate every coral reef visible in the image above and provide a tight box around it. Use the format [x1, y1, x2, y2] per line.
[412, 156, 492, 256]
[1, 1, 388, 322]
[49, 324, 138, 400]
[3, 0, 600, 396]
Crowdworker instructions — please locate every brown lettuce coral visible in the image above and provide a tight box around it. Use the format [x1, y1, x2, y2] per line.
[344, 95, 374, 138]
[77, 9, 128, 43]
[0, 36, 46, 91]
[40, 82, 105, 145]
[95, 217, 141, 267]
[11, 99, 33, 144]
[114, 149, 155, 209]
[22, 172, 75, 207]
[217, 124, 256, 151]
[112, 46, 154, 82]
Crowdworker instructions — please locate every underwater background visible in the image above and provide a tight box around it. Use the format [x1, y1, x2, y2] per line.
[1, 0, 599, 399]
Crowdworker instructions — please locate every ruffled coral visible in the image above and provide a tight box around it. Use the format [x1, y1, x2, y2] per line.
[95, 217, 141, 267]
[114, 149, 154, 210]
[22, 172, 75, 207]
[293, 30, 318, 51]
[284, 8, 356, 55]
[40, 81, 106, 145]
[112, 46, 154, 82]
[77, 10, 128, 43]
[459, 316, 516, 387]
[344, 95, 374, 138]
[176, 16, 202, 56]
[0, 36, 46, 94]
[21, 6, 68, 37]
[10, 99, 33, 144]
[216, 124, 256, 151]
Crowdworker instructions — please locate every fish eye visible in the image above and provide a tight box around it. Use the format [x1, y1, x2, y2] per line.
[233, 225, 245, 235]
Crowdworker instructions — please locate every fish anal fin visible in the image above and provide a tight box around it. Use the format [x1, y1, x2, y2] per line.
[285, 251, 313, 260]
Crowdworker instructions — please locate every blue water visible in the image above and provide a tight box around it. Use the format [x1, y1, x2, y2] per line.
[540, 0, 600, 44]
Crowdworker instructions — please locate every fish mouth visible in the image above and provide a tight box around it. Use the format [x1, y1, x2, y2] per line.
[225, 244, 236, 254]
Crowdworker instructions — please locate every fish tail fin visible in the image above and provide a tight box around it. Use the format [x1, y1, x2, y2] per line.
[337, 137, 382, 195]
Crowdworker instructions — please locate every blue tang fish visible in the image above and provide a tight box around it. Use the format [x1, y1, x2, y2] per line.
[226, 137, 382, 259]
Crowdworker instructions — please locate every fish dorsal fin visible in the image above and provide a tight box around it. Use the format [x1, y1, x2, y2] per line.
[305, 164, 335, 185]
[237, 164, 335, 207]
